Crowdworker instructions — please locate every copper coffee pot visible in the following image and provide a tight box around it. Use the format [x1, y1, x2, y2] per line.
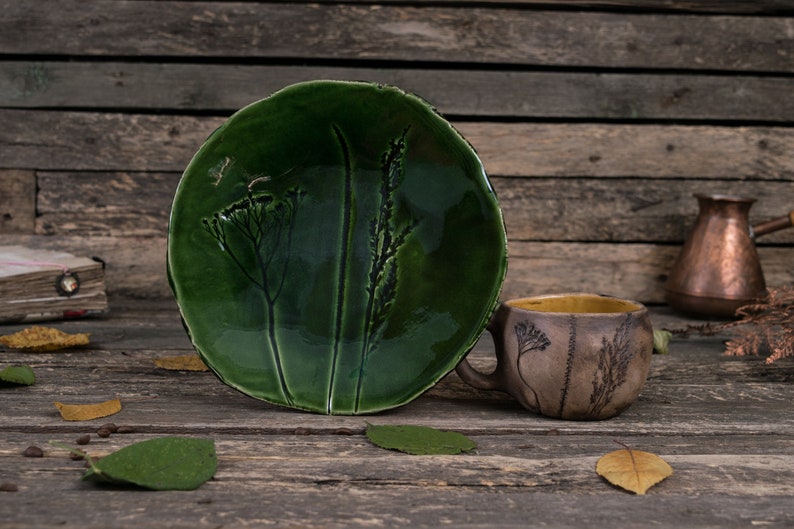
[664, 193, 793, 318]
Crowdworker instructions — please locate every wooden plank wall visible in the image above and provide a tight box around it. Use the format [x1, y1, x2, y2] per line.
[1, 0, 792, 304]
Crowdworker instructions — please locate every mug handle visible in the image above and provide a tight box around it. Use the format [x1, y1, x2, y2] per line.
[455, 322, 503, 391]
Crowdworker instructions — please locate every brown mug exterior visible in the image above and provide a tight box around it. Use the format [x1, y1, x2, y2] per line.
[456, 293, 653, 420]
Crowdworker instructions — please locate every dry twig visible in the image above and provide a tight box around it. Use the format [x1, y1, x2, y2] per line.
[667, 285, 793, 364]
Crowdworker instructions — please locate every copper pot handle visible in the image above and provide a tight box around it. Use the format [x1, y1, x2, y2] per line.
[752, 210, 794, 238]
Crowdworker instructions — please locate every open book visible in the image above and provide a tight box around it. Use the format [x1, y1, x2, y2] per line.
[0, 246, 108, 323]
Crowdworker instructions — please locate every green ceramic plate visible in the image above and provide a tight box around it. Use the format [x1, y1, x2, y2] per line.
[168, 80, 507, 414]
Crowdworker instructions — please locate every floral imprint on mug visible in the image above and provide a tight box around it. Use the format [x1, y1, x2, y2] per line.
[558, 314, 578, 417]
[514, 321, 551, 413]
[586, 314, 634, 418]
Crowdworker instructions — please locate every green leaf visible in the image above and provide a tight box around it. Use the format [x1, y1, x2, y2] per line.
[366, 423, 476, 455]
[0, 365, 35, 386]
[82, 437, 216, 490]
[653, 329, 673, 355]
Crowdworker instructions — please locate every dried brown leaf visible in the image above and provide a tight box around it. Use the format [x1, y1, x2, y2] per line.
[153, 354, 209, 372]
[54, 398, 122, 421]
[0, 326, 90, 351]
[596, 444, 673, 494]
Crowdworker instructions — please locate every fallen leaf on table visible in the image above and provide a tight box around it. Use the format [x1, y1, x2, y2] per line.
[54, 398, 122, 421]
[0, 365, 35, 386]
[0, 326, 90, 351]
[366, 423, 476, 455]
[653, 329, 672, 355]
[80, 437, 217, 490]
[153, 354, 209, 371]
[596, 443, 673, 494]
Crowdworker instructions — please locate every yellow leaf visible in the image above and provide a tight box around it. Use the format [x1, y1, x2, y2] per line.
[0, 326, 90, 351]
[54, 398, 122, 421]
[153, 354, 209, 372]
[596, 445, 673, 494]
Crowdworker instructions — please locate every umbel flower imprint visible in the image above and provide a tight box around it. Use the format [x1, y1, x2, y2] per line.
[203, 188, 305, 405]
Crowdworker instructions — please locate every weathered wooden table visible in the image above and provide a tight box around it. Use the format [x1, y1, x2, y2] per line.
[0, 301, 792, 528]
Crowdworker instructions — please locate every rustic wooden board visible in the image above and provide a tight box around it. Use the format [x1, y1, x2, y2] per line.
[4, 61, 794, 122]
[0, 485, 791, 528]
[277, 0, 794, 13]
[2, 436, 793, 496]
[494, 177, 794, 243]
[35, 172, 181, 237]
[466, 123, 794, 180]
[2, 234, 791, 303]
[0, 170, 34, 234]
[0, 314, 791, 527]
[3, 2, 793, 73]
[4, 111, 794, 181]
[0, 110, 201, 172]
[0, 326, 792, 436]
[1, 305, 791, 527]
[505, 241, 793, 303]
[33, 170, 794, 244]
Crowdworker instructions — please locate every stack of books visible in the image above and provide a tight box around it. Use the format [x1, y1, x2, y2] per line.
[0, 246, 108, 323]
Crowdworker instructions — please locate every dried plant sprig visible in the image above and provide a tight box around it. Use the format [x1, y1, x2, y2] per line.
[667, 285, 794, 364]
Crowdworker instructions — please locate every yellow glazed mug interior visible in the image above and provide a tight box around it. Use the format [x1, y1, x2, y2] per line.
[506, 293, 643, 314]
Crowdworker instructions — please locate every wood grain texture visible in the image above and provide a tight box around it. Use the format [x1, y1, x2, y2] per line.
[0, 305, 792, 528]
[2, 2, 793, 72]
[4, 62, 794, 122]
[0, 170, 35, 234]
[4, 111, 794, 180]
[493, 177, 794, 244]
[0, 308, 791, 436]
[1, 235, 791, 303]
[464, 122, 794, 180]
[257, 0, 794, 13]
[504, 241, 793, 302]
[35, 172, 181, 237]
[2, 2, 792, 523]
[33, 170, 794, 245]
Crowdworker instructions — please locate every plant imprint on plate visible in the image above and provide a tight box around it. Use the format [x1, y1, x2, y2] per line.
[203, 126, 417, 413]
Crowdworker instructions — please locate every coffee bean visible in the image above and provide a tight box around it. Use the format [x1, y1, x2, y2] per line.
[0, 482, 18, 492]
[69, 450, 86, 461]
[22, 445, 43, 458]
[99, 423, 118, 433]
[334, 428, 356, 435]
[96, 428, 112, 438]
[75, 434, 91, 445]
[115, 425, 135, 434]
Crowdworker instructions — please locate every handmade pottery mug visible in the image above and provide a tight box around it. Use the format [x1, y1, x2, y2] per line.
[456, 293, 654, 420]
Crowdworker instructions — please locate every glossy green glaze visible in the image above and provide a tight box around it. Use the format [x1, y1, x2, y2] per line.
[168, 81, 507, 414]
